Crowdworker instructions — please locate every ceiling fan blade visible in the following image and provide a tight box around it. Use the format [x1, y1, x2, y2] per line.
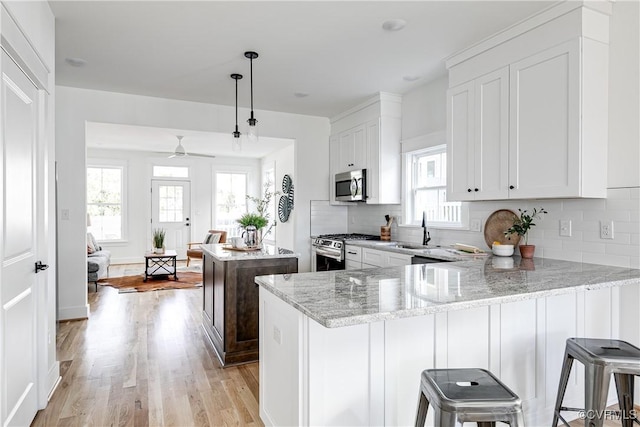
[189, 153, 216, 159]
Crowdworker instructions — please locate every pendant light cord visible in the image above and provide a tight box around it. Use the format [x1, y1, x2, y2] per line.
[235, 76, 239, 132]
[250, 58, 254, 117]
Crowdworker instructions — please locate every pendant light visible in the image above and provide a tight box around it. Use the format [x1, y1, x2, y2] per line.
[244, 51, 259, 143]
[230, 73, 243, 151]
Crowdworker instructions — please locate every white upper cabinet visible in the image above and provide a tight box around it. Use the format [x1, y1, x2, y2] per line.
[446, 2, 610, 201]
[329, 93, 402, 205]
[338, 124, 366, 171]
[448, 67, 509, 201]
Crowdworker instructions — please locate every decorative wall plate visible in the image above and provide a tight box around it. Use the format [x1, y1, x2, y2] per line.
[282, 174, 293, 194]
[279, 174, 294, 222]
[278, 195, 291, 223]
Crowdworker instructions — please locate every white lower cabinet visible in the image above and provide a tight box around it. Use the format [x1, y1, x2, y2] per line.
[345, 245, 412, 270]
[259, 286, 623, 427]
[362, 247, 411, 268]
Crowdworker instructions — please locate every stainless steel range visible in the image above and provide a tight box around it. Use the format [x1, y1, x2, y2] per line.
[311, 233, 378, 271]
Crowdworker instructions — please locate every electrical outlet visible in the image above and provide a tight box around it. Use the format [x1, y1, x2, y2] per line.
[600, 220, 614, 239]
[470, 219, 481, 232]
[559, 220, 572, 237]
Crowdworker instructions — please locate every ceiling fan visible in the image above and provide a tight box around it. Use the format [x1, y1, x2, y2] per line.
[157, 135, 216, 159]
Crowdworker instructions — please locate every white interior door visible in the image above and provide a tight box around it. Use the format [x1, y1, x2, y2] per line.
[151, 180, 191, 259]
[1, 50, 39, 426]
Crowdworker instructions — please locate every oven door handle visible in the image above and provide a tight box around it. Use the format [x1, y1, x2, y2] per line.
[314, 246, 342, 261]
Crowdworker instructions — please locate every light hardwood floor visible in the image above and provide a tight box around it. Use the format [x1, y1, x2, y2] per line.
[33, 262, 263, 427]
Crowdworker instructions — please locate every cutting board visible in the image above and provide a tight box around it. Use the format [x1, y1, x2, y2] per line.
[483, 209, 521, 248]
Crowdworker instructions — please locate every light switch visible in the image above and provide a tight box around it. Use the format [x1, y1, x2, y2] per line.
[559, 220, 572, 237]
[273, 326, 282, 344]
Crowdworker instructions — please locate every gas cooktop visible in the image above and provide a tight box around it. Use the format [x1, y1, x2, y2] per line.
[316, 233, 379, 241]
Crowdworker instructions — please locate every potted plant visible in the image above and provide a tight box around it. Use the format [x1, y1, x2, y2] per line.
[152, 228, 166, 254]
[504, 207, 547, 258]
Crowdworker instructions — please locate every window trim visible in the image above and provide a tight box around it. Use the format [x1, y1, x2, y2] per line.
[87, 159, 128, 242]
[401, 135, 468, 230]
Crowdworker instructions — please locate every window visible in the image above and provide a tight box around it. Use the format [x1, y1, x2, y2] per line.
[153, 165, 189, 178]
[158, 185, 184, 222]
[405, 145, 462, 227]
[87, 166, 124, 240]
[215, 172, 247, 236]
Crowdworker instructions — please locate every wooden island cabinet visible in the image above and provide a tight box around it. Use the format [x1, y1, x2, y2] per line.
[201, 244, 298, 367]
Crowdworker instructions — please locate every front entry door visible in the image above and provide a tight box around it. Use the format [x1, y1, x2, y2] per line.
[151, 180, 191, 259]
[1, 50, 39, 425]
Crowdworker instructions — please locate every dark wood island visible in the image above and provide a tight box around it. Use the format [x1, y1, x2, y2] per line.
[201, 243, 298, 367]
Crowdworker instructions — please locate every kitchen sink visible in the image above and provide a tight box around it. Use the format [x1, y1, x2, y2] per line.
[393, 244, 430, 250]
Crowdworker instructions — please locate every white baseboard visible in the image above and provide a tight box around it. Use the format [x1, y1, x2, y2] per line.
[57, 303, 89, 320]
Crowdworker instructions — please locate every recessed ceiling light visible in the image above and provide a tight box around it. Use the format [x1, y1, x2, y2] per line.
[294, 92, 309, 98]
[382, 19, 406, 32]
[65, 57, 87, 67]
[403, 75, 421, 82]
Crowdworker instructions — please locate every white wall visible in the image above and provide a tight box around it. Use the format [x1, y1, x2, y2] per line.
[261, 143, 295, 250]
[607, 0, 640, 188]
[56, 86, 329, 320]
[87, 148, 261, 263]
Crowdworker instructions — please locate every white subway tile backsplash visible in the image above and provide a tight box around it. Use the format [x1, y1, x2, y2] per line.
[346, 188, 640, 268]
[310, 200, 348, 236]
[582, 210, 631, 221]
[583, 253, 630, 268]
[606, 199, 640, 212]
[542, 248, 583, 263]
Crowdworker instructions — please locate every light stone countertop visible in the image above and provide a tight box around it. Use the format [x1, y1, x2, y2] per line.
[201, 243, 298, 261]
[344, 239, 488, 261]
[255, 257, 640, 328]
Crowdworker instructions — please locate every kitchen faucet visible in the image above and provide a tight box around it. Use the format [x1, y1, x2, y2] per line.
[422, 211, 431, 246]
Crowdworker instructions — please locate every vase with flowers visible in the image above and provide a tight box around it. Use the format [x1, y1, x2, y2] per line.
[236, 182, 280, 247]
[504, 207, 547, 258]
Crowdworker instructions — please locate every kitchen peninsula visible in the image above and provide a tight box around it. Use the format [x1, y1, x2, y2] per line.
[256, 257, 640, 426]
[201, 244, 298, 367]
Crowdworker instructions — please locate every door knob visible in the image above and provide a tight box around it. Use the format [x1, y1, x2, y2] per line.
[509, 185, 515, 190]
[35, 261, 49, 273]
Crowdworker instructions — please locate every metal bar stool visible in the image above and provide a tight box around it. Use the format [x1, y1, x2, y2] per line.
[415, 368, 524, 426]
[552, 338, 640, 427]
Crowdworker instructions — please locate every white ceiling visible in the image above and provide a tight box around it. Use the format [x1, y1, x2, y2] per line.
[51, 0, 556, 157]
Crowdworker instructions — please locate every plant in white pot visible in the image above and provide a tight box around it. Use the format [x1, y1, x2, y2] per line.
[152, 228, 166, 254]
[504, 207, 547, 259]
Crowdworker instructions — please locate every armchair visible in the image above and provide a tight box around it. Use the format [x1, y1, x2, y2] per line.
[186, 230, 227, 266]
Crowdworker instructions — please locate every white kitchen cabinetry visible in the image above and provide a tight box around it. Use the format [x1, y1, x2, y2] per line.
[329, 93, 401, 205]
[446, 3, 609, 201]
[345, 245, 362, 270]
[345, 245, 412, 270]
[337, 124, 366, 171]
[448, 67, 509, 201]
[362, 247, 411, 268]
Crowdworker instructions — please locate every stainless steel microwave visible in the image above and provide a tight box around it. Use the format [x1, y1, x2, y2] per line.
[335, 169, 367, 202]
